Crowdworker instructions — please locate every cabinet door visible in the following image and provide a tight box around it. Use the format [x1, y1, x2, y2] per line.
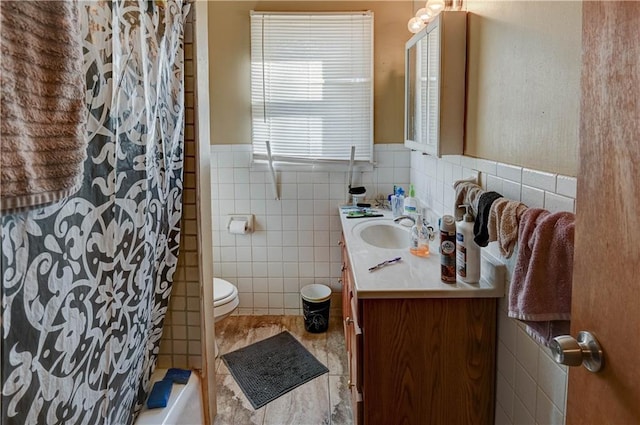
[404, 11, 466, 157]
[340, 235, 351, 347]
[347, 297, 363, 425]
[423, 25, 440, 157]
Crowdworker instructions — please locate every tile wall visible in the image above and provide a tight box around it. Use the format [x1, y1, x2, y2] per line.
[410, 151, 575, 425]
[158, 8, 203, 370]
[209, 144, 410, 316]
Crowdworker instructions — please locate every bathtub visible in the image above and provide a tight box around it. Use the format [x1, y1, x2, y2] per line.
[135, 368, 204, 425]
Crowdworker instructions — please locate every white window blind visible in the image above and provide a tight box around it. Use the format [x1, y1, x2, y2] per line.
[250, 11, 373, 166]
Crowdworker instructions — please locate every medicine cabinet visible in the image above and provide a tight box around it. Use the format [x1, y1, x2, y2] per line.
[404, 11, 467, 157]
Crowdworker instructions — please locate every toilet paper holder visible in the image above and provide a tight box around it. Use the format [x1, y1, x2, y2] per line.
[227, 214, 254, 234]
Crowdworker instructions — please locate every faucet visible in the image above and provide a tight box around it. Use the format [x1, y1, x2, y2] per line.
[394, 215, 436, 240]
[393, 215, 415, 224]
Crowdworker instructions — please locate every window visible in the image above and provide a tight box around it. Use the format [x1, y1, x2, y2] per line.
[250, 11, 373, 167]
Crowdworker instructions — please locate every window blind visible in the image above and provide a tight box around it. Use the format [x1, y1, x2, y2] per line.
[250, 11, 373, 165]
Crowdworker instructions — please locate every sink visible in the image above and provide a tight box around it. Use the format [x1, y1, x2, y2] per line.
[353, 220, 410, 249]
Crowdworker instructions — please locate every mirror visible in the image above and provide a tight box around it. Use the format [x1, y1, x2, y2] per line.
[404, 11, 466, 158]
[404, 24, 439, 153]
[405, 31, 420, 145]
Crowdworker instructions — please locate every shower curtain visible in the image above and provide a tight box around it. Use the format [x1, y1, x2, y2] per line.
[1, 1, 189, 424]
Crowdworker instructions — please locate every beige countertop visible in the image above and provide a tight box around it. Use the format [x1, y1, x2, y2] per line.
[339, 207, 506, 299]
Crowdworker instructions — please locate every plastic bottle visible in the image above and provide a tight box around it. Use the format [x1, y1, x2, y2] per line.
[439, 215, 457, 283]
[410, 214, 430, 257]
[403, 184, 418, 219]
[391, 186, 405, 217]
[456, 205, 481, 283]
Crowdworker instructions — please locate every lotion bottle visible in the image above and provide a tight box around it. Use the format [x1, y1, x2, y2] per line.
[456, 205, 480, 283]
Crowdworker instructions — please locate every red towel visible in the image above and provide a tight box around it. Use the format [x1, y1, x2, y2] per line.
[508, 209, 575, 346]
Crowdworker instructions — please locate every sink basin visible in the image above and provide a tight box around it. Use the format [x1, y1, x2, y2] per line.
[353, 221, 410, 249]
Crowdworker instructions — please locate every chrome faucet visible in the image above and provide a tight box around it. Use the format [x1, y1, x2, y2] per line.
[393, 215, 415, 224]
[393, 215, 436, 240]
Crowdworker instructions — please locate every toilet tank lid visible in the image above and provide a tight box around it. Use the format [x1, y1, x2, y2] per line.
[213, 278, 237, 303]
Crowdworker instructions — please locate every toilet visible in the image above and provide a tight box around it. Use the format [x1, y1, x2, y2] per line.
[213, 277, 239, 322]
[213, 277, 239, 357]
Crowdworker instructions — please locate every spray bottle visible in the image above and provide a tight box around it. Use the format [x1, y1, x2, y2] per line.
[439, 215, 457, 283]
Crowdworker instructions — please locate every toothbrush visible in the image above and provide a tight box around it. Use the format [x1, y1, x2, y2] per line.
[368, 257, 402, 272]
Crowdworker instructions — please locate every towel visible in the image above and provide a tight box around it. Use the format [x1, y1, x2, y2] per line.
[488, 198, 529, 258]
[508, 209, 575, 346]
[453, 179, 483, 220]
[473, 191, 503, 247]
[1, 1, 87, 213]
[467, 185, 484, 217]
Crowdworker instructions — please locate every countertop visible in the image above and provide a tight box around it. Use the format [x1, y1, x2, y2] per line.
[339, 207, 506, 299]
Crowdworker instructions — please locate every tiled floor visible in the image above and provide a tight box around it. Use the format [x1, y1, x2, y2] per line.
[213, 316, 353, 425]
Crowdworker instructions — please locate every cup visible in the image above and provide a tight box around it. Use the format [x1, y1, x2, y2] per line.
[391, 195, 404, 217]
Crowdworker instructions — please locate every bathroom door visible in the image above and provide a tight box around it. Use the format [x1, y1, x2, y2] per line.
[567, 2, 640, 424]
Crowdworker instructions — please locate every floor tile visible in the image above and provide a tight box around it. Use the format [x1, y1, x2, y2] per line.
[213, 315, 352, 425]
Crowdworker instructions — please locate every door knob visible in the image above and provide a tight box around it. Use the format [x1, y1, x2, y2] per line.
[550, 331, 603, 372]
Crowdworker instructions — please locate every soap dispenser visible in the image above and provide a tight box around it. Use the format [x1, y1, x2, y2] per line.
[456, 205, 480, 283]
[410, 214, 433, 257]
[403, 184, 418, 219]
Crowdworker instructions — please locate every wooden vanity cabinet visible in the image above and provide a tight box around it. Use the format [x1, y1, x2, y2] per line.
[340, 235, 497, 425]
[340, 236, 364, 423]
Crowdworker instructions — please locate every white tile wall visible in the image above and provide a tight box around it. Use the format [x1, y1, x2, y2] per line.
[410, 151, 576, 425]
[210, 143, 410, 316]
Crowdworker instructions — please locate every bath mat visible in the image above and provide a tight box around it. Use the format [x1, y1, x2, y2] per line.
[221, 331, 328, 409]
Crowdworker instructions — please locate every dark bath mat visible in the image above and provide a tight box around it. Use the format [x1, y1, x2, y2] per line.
[221, 331, 329, 409]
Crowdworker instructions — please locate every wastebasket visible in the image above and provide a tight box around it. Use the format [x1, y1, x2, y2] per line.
[300, 284, 331, 333]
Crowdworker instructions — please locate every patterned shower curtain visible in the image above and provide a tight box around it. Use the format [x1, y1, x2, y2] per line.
[1, 1, 189, 424]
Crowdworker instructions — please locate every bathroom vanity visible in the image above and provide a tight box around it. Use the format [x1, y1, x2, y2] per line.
[339, 210, 504, 425]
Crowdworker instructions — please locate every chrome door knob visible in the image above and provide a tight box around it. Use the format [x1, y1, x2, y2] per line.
[550, 331, 604, 372]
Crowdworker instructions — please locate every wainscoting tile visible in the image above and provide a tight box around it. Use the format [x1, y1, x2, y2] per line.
[521, 185, 545, 208]
[544, 191, 575, 213]
[497, 163, 522, 183]
[536, 388, 564, 425]
[556, 175, 577, 198]
[522, 168, 557, 192]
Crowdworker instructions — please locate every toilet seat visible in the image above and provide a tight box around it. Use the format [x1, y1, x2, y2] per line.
[213, 278, 238, 307]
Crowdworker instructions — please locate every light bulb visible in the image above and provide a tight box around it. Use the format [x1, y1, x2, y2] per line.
[407, 17, 425, 34]
[415, 7, 433, 23]
[426, 0, 446, 14]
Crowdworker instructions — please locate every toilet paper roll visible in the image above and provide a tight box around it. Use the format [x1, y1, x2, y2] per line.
[229, 220, 248, 234]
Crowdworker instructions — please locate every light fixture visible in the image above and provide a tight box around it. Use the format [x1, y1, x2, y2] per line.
[426, 0, 446, 14]
[407, 17, 425, 34]
[415, 7, 434, 24]
[409, 0, 448, 33]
